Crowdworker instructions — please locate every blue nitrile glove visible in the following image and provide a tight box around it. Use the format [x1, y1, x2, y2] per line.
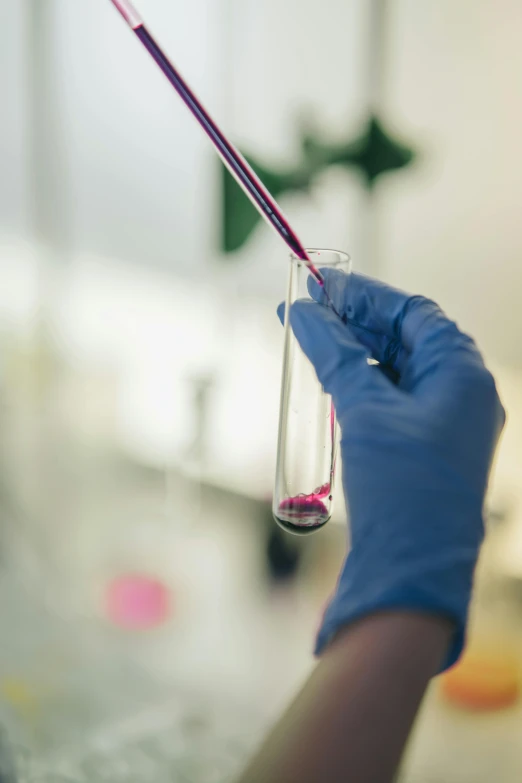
[277, 270, 505, 669]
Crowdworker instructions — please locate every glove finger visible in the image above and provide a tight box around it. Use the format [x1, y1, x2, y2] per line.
[308, 270, 409, 374]
[281, 292, 410, 380]
[289, 300, 395, 417]
[308, 270, 486, 393]
[280, 301, 402, 387]
[397, 300, 489, 396]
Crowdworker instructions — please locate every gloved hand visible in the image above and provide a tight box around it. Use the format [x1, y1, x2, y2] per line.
[278, 270, 505, 669]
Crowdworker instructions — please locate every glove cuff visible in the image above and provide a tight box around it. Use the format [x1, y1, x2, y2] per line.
[314, 556, 477, 671]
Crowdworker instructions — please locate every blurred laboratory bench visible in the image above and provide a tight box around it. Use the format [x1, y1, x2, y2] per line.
[0, 423, 522, 782]
[0, 394, 341, 781]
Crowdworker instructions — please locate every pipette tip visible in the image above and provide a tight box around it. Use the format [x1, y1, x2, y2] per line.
[110, 0, 143, 28]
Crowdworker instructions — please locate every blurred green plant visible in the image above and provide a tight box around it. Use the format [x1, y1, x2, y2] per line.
[221, 115, 415, 254]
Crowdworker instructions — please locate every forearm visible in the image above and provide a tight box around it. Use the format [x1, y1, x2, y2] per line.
[237, 612, 453, 783]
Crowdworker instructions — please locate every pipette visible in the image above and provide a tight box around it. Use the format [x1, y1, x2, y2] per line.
[108, 0, 327, 289]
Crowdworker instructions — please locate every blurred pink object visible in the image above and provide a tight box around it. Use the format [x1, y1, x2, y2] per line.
[106, 574, 170, 628]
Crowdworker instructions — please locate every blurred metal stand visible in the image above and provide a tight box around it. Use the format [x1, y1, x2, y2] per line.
[0, 0, 79, 597]
[25, 0, 72, 409]
[360, 0, 388, 279]
[0, 727, 17, 783]
[166, 374, 215, 528]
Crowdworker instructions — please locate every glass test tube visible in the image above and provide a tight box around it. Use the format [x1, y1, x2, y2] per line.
[273, 249, 351, 535]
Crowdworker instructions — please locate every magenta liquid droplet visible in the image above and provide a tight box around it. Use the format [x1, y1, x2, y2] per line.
[274, 483, 331, 536]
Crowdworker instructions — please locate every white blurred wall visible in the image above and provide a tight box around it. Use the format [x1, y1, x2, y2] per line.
[54, 0, 222, 275]
[386, 0, 522, 366]
[0, 0, 222, 274]
[0, 0, 30, 236]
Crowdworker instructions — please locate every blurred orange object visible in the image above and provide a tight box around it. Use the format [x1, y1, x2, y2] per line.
[106, 574, 171, 628]
[441, 650, 520, 711]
